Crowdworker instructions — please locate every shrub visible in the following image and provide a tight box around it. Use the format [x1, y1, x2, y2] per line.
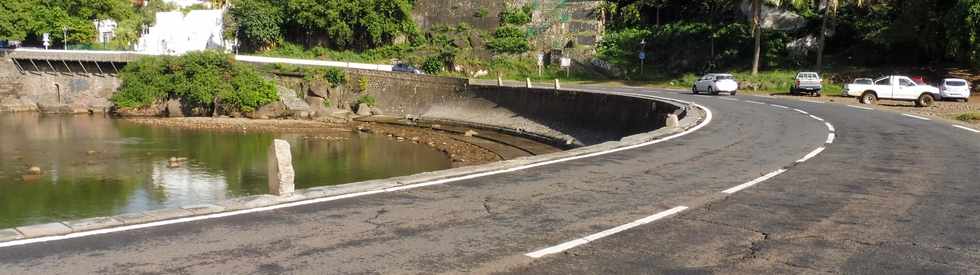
[487, 26, 531, 54]
[111, 56, 174, 108]
[356, 95, 376, 107]
[421, 56, 444, 74]
[499, 4, 533, 26]
[111, 50, 278, 114]
[302, 67, 347, 87]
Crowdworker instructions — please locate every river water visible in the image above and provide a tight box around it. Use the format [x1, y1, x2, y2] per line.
[0, 113, 451, 228]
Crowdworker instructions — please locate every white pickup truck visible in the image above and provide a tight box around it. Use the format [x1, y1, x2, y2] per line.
[844, 75, 942, 107]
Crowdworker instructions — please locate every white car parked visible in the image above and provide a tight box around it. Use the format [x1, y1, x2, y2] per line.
[693, 73, 738, 95]
[844, 75, 942, 107]
[939, 78, 971, 102]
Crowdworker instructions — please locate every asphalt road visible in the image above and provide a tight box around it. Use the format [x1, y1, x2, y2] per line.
[1, 87, 978, 274]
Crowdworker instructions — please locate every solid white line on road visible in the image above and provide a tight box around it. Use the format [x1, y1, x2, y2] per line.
[847, 105, 874, 110]
[0, 93, 715, 249]
[770, 104, 790, 109]
[721, 169, 788, 194]
[953, 125, 980, 133]
[809, 115, 825, 122]
[525, 206, 689, 258]
[799, 99, 824, 104]
[718, 97, 739, 101]
[796, 147, 827, 163]
[825, 122, 836, 132]
[793, 108, 810, 115]
[745, 100, 766, 105]
[902, 114, 932, 121]
[827, 133, 836, 144]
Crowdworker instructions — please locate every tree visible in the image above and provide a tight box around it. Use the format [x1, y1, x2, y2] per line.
[751, 0, 761, 75]
[229, 0, 285, 50]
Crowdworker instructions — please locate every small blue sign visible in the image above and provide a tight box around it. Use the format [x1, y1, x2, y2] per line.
[639, 52, 646, 60]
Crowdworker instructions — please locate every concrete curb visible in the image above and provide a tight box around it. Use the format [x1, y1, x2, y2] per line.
[0, 86, 707, 244]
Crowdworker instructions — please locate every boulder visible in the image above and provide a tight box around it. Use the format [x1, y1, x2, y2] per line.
[247, 101, 289, 119]
[165, 99, 184, 117]
[369, 107, 384, 116]
[308, 80, 332, 98]
[356, 103, 372, 116]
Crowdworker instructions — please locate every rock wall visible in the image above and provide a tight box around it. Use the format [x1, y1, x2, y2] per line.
[0, 54, 117, 113]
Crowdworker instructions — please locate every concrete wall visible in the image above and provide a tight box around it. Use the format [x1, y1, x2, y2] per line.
[0, 53, 117, 113]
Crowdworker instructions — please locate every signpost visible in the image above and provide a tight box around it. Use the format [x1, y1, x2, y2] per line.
[639, 39, 647, 75]
[537, 53, 544, 77]
[42, 33, 50, 50]
[559, 57, 571, 78]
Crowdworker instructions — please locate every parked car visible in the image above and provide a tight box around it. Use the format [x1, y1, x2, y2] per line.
[692, 73, 738, 95]
[939, 78, 971, 102]
[844, 75, 942, 107]
[392, 63, 423, 74]
[840, 78, 874, 97]
[790, 72, 823, 96]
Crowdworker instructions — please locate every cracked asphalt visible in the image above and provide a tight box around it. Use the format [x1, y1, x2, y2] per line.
[1, 87, 978, 274]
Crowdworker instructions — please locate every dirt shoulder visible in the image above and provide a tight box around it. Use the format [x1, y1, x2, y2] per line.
[761, 94, 980, 126]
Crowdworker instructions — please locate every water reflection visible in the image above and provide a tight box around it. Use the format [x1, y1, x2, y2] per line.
[0, 113, 450, 228]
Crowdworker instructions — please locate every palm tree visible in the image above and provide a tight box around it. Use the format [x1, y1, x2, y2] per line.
[816, 0, 867, 71]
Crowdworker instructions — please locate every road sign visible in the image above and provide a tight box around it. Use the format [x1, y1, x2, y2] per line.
[42, 33, 50, 49]
[560, 57, 571, 68]
[639, 52, 646, 60]
[537, 53, 544, 66]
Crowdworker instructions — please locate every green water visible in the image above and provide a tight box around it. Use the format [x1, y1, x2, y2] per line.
[0, 113, 451, 228]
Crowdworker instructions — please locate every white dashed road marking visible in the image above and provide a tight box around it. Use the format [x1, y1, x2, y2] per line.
[827, 133, 836, 144]
[809, 115, 825, 122]
[745, 100, 765, 105]
[847, 105, 874, 110]
[902, 114, 931, 121]
[796, 147, 827, 163]
[794, 108, 809, 115]
[770, 104, 790, 109]
[953, 125, 980, 133]
[722, 169, 789, 194]
[525, 206, 689, 258]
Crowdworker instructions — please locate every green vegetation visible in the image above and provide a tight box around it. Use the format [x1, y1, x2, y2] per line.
[601, 0, 980, 73]
[487, 26, 531, 55]
[955, 112, 980, 122]
[227, 0, 417, 51]
[499, 4, 533, 26]
[0, 0, 177, 49]
[356, 95, 377, 107]
[111, 51, 278, 113]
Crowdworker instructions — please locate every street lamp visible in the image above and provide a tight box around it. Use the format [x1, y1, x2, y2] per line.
[639, 39, 647, 75]
[62, 26, 68, 50]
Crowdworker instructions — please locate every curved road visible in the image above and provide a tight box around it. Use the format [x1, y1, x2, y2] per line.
[0, 87, 978, 274]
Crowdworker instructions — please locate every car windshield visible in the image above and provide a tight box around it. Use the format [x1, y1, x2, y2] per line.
[946, 80, 967, 86]
[715, 75, 734, 80]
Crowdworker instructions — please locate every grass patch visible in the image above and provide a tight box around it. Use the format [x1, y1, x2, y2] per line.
[955, 112, 980, 122]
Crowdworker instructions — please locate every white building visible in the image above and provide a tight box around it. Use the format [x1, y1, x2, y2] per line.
[164, 0, 211, 9]
[94, 19, 118, 44]
[135, 9, 226, 55]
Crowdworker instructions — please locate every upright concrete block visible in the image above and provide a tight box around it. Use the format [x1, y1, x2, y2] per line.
[554, 79, 561, 90]
[526, 78, 533, 88]
[268, 139, 295, 196]
[666, 114, 680, 128]
[497, 75, 503, 86]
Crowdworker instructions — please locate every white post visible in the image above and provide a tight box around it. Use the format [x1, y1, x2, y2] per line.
[665, 114, 679, 128]
[497, 74, 503, 86]
[268, 139, 295, 196]
[526, 78, 532, 88]
[554, 79, 561, 90]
